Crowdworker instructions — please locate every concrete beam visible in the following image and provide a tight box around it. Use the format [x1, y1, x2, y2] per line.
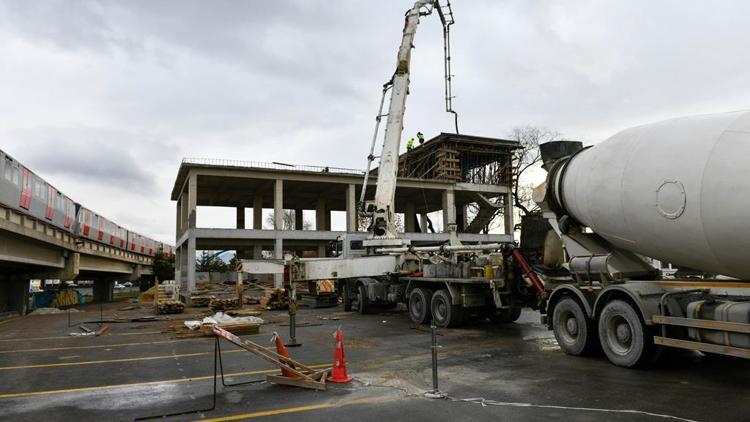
[186, 227, 512, 244]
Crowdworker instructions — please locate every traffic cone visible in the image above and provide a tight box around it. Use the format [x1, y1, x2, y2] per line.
[272, 332, 298, 379]
[327, 327, 352, 383]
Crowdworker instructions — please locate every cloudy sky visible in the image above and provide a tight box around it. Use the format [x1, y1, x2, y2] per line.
[1, 0, 749, 244]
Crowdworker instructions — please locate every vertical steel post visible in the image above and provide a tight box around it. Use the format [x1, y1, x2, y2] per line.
[425, 322, 445, 399]
[431, 323, 439, 391]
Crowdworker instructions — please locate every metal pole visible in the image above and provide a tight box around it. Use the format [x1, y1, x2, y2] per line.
[431, 323, 438, 391]
[286, 282, 301, 347]
[425, 322, 446, 399]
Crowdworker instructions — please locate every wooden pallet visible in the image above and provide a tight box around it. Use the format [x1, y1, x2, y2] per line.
[212, 326, 329, 390]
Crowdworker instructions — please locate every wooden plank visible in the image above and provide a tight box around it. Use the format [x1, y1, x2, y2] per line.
[212, 326, 321, 375]
[652, 315, 750, 334]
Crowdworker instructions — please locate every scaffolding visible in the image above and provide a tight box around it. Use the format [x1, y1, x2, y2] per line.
[377, 133, 518, 185]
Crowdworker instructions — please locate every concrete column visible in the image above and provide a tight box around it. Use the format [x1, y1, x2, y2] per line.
[295, 209, 303, 230]
[420, 214, 428, 233]
[346, 184, 357, 232]
[504, 192, 514, 237]
[187, 235, 196, 292]
[236, 207, 245, 229]
[442, 189, 456, 232]
[253, 243, 262, 259]
[0, 278, 29, 315]
[175, 197, 182, 236]
[274, 239, 283, 288]
[174, 245, 181, 284]
[405, 202, 416, 233]
[187, 172, 197, 229]
[456, 205, 466, 232]
[253, 195, 263, 230]
[93, 279, 114, 302]
[316, 198, 329, 231]
[274, 179, 283, 230]
[317, 242, 327, 258]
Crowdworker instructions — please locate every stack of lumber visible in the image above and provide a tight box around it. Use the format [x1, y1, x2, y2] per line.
[191, 296, 213, 307]
[157, 300, 185, 314]
[264, 289, 288, 310]
[209, 297, 240, 311]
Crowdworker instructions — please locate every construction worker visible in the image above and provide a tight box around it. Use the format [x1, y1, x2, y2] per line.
[417, 131, 425, 145]
[406, 138, 414, 151]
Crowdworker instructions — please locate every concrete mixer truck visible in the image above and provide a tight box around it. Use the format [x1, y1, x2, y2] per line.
[531, 110, 750, 368]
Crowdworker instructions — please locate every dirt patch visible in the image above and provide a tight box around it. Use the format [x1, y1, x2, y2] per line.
[346, 336, 378, 350]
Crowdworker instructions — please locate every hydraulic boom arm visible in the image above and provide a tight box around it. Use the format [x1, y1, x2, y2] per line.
[364, 0, 455, 245]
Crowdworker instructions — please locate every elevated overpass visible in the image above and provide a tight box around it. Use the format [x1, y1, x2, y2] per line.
[0, 205, 154, 315]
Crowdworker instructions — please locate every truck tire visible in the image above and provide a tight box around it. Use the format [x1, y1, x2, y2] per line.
[408, 288, 433, 325]
[431, 289, 463, 328]
[598, 299, 653, 368]
[357, 284, 370, 315]
[495, 306, 522, 323]
[342, 284, 352, 312]
[552, 297, 597, 356]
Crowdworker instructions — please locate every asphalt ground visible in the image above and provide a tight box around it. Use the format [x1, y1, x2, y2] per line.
[0, 300, 748, 422]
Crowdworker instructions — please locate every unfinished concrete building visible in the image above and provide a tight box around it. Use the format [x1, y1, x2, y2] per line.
[171, 133, 519, 294]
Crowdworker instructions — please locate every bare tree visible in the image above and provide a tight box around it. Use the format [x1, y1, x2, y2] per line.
[266, 210, 311, 230]
[463, 126, 568, 233]
[510, 125, 565, 216]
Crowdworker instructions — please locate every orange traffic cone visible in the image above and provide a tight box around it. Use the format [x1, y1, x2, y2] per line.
[272, 332, 298, 379]
[327, 327, 352, 383]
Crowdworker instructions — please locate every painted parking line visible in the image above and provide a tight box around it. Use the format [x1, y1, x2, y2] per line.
[0, 330, 269, 354]
[0, 331, 163, 343]
[0, 363, 330, 399]
[0, 316, 25, 326]
[198, 397, 394, 421]
[0, 339, 181, 354]
[0, 349, 248, 371]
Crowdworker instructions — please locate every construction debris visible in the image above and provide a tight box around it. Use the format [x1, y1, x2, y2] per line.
[171, 312, 264, 339]
[138, 286, 156, 303]
[156, 300, 185, 314]
[30, 307, 83, 315]
[209, 297, 240, 312]
[265, 289, 289, 310]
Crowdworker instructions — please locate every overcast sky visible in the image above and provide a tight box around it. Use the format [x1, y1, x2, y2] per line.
[1, 0, 749, 244]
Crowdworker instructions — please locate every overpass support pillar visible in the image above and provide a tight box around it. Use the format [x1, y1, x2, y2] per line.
[0, 277, 29, 315]
[129, 264, 142, 282]
[93, 279, 114, 303]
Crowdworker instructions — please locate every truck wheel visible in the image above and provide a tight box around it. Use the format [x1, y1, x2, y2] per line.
[357, 285, 370, 315]
[342, 284, 352, 312]
[431, 289, 463, 328]
[408, 288, 433, 325]
[495, 306, 522, 323]
[552, 297, 596, 356]
[598, 300, 653, 368]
